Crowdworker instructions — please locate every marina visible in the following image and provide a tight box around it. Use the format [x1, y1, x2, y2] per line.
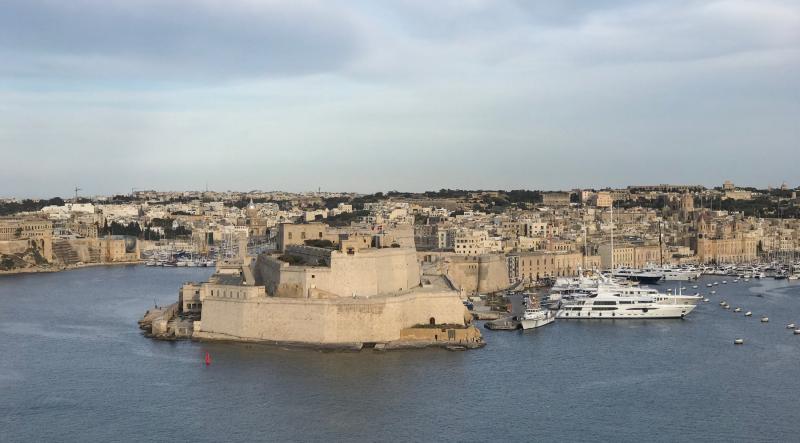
[2, 265, 799, 441]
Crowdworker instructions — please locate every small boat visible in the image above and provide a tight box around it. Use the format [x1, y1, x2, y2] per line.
[733, 279, 739, 283]
[734, 338, 744, 345]
[710, 290, 716, 294]
[719, 301, 727, 306]
[787, 323, 796, 329]
[706, 284, 713, 287]
[703, 298, 709, 302]
[734, 307, 742, 313]
[744, 311, 752, 317]
[722, 281, 727, 284]
[744, 279, 750, 282]
[692, 285, 698, 289]
[761, 317, 769, 323]
[519, 307, 555, 330]
[713, 282, 719, 286]
[724, 305, 731, 310]
[794, 330, 800, 335]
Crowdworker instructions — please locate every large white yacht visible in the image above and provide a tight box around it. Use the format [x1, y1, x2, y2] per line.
[555, 285, 700, 320]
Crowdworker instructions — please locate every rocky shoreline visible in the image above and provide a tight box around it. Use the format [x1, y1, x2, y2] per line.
[0, 260, 142, 275]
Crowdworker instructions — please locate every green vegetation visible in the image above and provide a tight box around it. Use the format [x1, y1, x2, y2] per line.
[325, 210, 370, 227]
[304, 239, 334, 248]
[97, 218, 193, 240]
[0, 197, 65, 216]
[277, 254, 304, 265]
[0, 256, 16, 270]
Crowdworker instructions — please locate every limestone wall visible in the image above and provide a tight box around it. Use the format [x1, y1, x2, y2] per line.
[253, 247, 421, 298]
[195, 291, 468, 344]
[0, 239, 29, 255]
[446, 254, 509, 295]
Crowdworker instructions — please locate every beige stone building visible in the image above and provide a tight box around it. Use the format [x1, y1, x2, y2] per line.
[514, 251, 597, 281]
[691, 212, 757, 264]
[452, 229, 488, 255]
[0, 216, 53, 262]
[542, 192, 571, 206]
[598, 243, 663, 269]
[276, 222, 340, 252]
[594, 191, 613, 208]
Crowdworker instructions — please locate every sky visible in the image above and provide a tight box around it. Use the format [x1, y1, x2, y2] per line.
[0, 0, 798, 198]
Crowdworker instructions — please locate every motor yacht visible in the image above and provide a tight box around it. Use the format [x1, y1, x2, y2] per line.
[555, 285, 699, 320]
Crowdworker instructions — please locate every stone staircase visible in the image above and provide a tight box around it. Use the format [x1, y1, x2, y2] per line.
[52, 239, 80, 265]
[88, 247, 101, 263]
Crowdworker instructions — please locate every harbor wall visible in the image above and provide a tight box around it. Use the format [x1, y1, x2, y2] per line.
[195, 291, 469, 344]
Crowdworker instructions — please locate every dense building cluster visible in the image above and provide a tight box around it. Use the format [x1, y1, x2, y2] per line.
[1, 182, 799, 280]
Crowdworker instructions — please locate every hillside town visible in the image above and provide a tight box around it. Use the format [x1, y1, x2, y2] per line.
[2, 182, 800, 289]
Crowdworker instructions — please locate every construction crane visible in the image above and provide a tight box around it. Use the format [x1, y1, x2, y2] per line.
[73, 186, 82, 203]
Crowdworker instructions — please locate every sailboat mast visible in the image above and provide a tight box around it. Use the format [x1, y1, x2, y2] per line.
[611, 202, 615, 272]
[659, 221, 664, 267]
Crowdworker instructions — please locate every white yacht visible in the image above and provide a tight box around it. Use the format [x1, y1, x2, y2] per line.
[556, 285, 699, 320]
[519, 307, 555, 330]
[651, 266, 701, 281]
[549, 276, 700, 307]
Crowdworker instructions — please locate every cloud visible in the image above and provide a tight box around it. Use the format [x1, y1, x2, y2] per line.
[0, 0, 798, 197]
[0, 0, 362, 81]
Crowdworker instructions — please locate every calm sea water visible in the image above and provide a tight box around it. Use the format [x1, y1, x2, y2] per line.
[1, 266, 799, 442]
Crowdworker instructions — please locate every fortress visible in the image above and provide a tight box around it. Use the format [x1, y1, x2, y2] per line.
[140, 236, 483, 350]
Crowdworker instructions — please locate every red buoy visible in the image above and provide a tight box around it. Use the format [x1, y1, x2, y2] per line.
[205, 352, 211, 366]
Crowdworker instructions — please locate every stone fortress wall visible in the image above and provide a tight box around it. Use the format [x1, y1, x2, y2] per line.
[444, 254, 510, 295]
[194, 290, 469, 345]
[253, 246, 421, 299]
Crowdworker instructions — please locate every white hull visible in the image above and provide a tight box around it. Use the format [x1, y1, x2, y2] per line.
[520, 315, 555, 330]
[556, 304, 695, 320]
[661, 272, 697, 281]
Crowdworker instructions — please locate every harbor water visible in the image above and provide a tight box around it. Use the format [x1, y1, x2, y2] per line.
[1, 266, 799, 442]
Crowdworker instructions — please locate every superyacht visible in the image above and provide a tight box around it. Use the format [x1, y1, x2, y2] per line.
[555, 285, 700, 320]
